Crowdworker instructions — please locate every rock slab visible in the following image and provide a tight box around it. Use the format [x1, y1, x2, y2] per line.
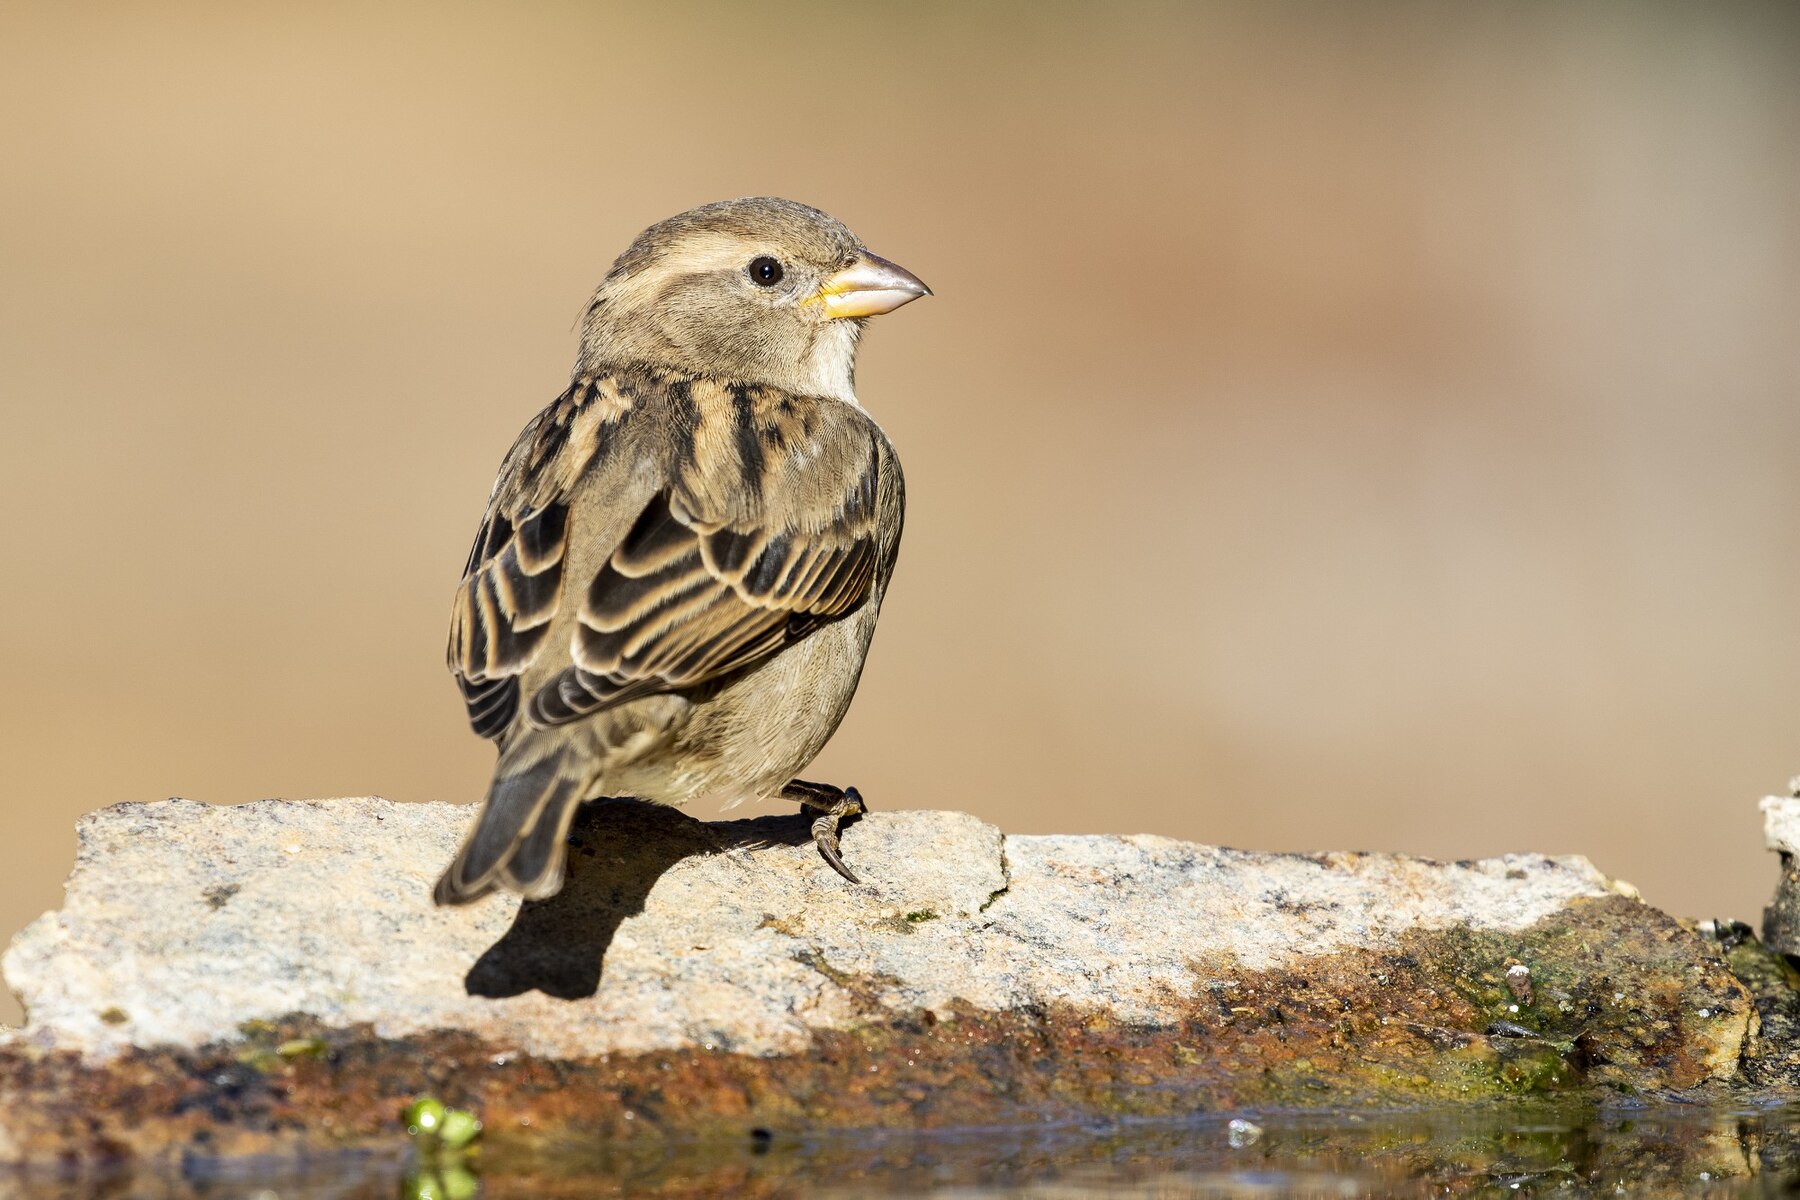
[0, 796, 1781, 1170]
[1763, 794, 1800, 955]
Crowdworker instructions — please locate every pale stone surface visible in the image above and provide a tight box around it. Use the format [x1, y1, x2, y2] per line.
[1761, 794, 1800, 954]
[3, 797, 1638, 1062]
[1763, 795, 1800, 854]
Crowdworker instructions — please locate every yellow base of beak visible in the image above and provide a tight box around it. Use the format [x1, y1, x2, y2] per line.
[808, 251, 932, 319]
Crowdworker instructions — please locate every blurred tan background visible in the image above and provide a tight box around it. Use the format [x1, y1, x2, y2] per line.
[3, 3, 1798, 1024]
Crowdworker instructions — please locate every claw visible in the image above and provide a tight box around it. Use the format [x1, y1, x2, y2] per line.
[788, 781, 866, 884]
[812, 813, 862, 884]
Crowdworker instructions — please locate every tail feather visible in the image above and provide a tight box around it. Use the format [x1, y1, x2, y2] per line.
[506, 778, 585, 898]
[435, 748, 584, 906]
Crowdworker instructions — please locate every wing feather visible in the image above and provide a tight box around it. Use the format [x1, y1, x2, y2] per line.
[447, 378, 624, 738]
[524, 381, 888, 727]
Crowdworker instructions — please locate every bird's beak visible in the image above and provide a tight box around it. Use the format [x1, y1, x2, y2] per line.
[807, 251, 932, 319]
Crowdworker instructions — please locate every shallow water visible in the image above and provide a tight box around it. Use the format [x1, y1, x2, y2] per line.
[13, 1105, 1800, 1198]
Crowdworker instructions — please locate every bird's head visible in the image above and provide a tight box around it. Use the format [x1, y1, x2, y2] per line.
[577, 197, 930, 402]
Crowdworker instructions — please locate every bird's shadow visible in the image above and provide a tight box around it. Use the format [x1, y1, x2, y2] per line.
[464, 796, 846, 1001]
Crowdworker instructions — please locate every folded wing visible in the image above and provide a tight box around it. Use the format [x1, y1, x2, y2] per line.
[531, 417, 885, 725]
[446, 378, 624, 739]
[451, 372, 890, 737]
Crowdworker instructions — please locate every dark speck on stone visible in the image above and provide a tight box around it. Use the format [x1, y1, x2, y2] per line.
[1487, 1019, 1539, 1039]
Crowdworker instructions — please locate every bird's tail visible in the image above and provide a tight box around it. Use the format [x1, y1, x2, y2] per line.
[434, 743, 585, 906]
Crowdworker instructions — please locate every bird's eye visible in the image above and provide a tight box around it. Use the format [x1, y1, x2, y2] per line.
[748, 256, 785, 287]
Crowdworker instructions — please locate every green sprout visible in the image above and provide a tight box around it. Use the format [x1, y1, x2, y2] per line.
[438, 1107, 483, 1150]
[404, 1096, 448, 1139]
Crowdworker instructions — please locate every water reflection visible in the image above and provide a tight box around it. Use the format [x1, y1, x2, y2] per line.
[17, 1105, 1800, 1198]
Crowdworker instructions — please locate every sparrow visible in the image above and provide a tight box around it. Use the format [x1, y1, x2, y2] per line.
[433, 197, 929, 905]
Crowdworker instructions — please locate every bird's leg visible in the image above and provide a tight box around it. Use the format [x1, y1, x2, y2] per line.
[780, 779, 867, 884]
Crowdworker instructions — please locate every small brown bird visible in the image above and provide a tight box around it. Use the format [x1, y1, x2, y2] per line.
[434, 198, 928, 905]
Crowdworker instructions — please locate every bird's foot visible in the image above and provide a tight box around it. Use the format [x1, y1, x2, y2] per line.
[781, 779, 867, 884]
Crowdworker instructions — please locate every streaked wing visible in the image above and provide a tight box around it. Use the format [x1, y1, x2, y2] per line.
[447, 377, 631, 739]
[529, 383, 885, 726]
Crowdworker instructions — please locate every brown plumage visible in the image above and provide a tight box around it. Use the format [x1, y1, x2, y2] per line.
[435, 198, 928, 905]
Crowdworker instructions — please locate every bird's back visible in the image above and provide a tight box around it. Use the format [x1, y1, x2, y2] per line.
[450, 365, 903, 767]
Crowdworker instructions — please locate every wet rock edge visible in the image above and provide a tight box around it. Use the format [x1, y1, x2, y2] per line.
[2, 892, 1790, 1175]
